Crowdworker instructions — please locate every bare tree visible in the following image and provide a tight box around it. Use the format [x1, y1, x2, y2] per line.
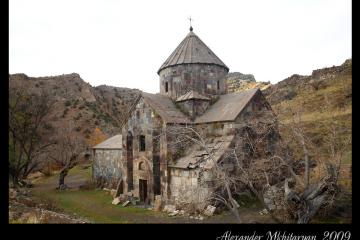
[50, 122, 86, 190]
[9, 87, 55, 187]
[228, 108, 345, 223]
[159, 112, 344, 223]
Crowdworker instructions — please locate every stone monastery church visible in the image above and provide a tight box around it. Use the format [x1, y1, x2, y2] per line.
[92, 26, 279, 205]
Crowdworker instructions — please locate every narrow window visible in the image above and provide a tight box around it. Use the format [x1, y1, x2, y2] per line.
[165, 82, 168, 92]
[139, 135, 145, 151]
[217, 80, 220, 90]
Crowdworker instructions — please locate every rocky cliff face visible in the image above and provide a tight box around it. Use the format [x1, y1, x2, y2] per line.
[225, 72, 271, 93]
[9, 73, 141, 145]
[263, 59, 352, 106]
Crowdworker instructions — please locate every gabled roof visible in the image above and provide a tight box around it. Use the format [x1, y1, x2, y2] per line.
[194, 88, 260, 123]
[142, 92, 191, 124]
[158, 30, 229, 74]
[176, 90, 210, 102]
[92, 135, 122, 149]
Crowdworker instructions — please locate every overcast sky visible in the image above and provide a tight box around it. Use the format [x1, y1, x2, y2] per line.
[9, 0, 351, 93]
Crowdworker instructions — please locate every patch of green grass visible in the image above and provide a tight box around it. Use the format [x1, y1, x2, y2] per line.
[32, 188, 169, 223]
[30, 164, 174, 223]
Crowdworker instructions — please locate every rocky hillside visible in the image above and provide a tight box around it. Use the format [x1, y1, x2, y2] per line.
[263, 59, 352, 187]
[263, 59, 351, 125]
[226, 72, 271, 93]
[9, 73, 140, 146]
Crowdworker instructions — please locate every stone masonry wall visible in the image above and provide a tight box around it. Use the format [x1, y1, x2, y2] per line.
[159, 64, 228, 100]
[93, 149, 124, 189]
[122, 98, 166, 203]
[168, 168, 212, 208]
[176, 99, 210, 120]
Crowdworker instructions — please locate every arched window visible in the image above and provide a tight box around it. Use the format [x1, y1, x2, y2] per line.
[139, 162, 145, 170]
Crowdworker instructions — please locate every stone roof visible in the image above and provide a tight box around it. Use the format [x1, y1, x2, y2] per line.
[169, 135, 234, 169]
[194, 88, 260, 123]
[176, 90, 210, 102]
[142, 92, 192, 124]
[92, 135, 122, 149]
[158, 30, 229, 74]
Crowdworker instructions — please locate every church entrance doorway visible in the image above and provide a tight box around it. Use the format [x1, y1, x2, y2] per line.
[139, 179, 148, 203]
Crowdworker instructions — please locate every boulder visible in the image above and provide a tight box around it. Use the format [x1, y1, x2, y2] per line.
[194, 215, 204, 220]
[203, 205, 216, 216]
[122, 200, 130, 207]
[259, 208, 269, 215]
[112, 197, 121, 205]
[118, 194, 127, 202]
[110, 189, 117, 198]
[163, 204, 176, 213]
[168, 210, 179, 217]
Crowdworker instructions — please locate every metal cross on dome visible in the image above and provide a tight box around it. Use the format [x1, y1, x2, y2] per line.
[188, 16, 193, 31]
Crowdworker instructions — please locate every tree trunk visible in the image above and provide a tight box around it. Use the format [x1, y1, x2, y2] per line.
[225, 180, 242, 223]
[58, 168, 69, 190]
[12, 175, 19, 188]
[115, 178, 123, 198]
[231, 205, 242, 223]
[57, 154, 78, 190]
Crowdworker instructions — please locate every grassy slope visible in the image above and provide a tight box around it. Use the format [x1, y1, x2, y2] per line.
[265, 62, 352, 190]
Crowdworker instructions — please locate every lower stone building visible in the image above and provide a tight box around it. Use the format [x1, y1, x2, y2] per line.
[92, 135, 124, 189]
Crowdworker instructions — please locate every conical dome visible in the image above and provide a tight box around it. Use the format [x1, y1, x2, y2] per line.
[157, 31, 229, 74]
